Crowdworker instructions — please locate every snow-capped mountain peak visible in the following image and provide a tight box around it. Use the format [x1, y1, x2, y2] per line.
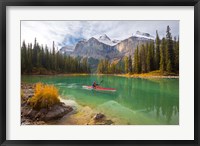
[134, 31, 154, 40]
[99, 34, 111, 41]
[97, 34, 120, 46]
[59, 45, 74, 54]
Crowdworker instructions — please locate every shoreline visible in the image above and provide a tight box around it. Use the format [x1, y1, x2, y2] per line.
[21, 83, 114, 125]
[114, 74, 179, 79]
[22, 73, 179, 79]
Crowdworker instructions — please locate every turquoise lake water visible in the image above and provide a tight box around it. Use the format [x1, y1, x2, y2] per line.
[22, 75, 179, 125]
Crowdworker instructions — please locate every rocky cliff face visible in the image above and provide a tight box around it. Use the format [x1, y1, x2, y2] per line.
[59, 32, 154, 72]
[59, 45, 74, 54]
[115, 36, 153, 56]
[61, 32, 154, 60]
[72, 37, 121, 60]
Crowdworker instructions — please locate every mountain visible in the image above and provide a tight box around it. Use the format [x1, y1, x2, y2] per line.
[61, 32, 154, 58]
[134, 31, 154, 40]
[59, 32, 154, 72]
[59, 45, 74, 54]
[97, 34, 119, 46]
[72, 37, 120, 60]
[115, 36, 153, 56]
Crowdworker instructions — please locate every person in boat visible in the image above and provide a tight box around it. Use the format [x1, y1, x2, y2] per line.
[92, 81, 99, 89]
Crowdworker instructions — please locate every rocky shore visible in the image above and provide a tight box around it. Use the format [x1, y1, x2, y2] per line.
[21, 83, 114, 125]
[21, 83, 73, 125]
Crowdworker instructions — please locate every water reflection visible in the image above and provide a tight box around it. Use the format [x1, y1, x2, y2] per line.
[22, 75, 179, 124]
[95, 76, 179, 124]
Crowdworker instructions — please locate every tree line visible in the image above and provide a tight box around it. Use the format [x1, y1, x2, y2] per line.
[97, 26, 179, 74]
[133, 26, 179, 74]
[97, 59, 124, 74]
[22, 26, 178, 75]
[21, 38, 90, 74]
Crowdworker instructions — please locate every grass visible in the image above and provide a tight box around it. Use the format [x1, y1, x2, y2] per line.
[28, 82, 60, 110]
[116, 70, 179, 78]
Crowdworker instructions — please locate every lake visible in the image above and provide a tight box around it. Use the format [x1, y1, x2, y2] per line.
[22, 75, 179, 125]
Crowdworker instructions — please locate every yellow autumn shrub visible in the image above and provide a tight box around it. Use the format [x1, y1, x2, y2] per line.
[28, 82, 60, 109]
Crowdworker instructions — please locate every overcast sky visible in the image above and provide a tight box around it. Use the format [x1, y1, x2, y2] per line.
[21, 20, 179, 49]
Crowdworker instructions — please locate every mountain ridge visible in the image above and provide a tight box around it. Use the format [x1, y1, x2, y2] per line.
[60, 31, 154, 58]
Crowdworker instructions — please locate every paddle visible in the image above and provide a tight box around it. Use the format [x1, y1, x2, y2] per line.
[97, 80, 103, 86]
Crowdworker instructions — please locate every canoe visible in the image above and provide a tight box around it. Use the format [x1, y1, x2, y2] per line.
[82, 85, 116, 92]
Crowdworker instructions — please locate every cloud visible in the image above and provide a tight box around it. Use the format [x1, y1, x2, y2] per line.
[21, 20, 179, 49]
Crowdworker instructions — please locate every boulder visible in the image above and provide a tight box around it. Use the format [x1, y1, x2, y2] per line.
[94, 113, 105, 120]
[21, 102, 73, 122]
[44, 102, 73, 121]
[21, 83, 73, 124]
[88, 113, 114, 125]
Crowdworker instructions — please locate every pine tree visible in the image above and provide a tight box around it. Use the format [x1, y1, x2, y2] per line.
[27, 43, 33, 73]
[165, 26, 174, 73]
[128, 55, 132, 73]
[82, 57, 89, 73]
[160, 38, 166, 73]
[56, 48, 60, 72]
[166, 59, 172, 73]
[174, 36, 179, 73]
[133, 46, 139, 73]
[45, 45, 50, 70]
[41, 45, 45, 67]
[21, 41, 27, 73]
[149, 41, 155, 71]
[21, 38, 92, 74]
[52, 41, 56, 70]
[155, 30, 160, 70]
[124, 56, 129, 73]
[97, 60, 103, 73]
[139, 44, 147, 73]
[110, 63, 116, 74]
[104, 59, 109, 74]
[36, 43, 41, 68]
[146, 43, 151, 72]
[33, 38, 38, 67]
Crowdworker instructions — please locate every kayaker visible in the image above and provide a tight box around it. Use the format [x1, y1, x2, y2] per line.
[92, 81, 98, 89]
